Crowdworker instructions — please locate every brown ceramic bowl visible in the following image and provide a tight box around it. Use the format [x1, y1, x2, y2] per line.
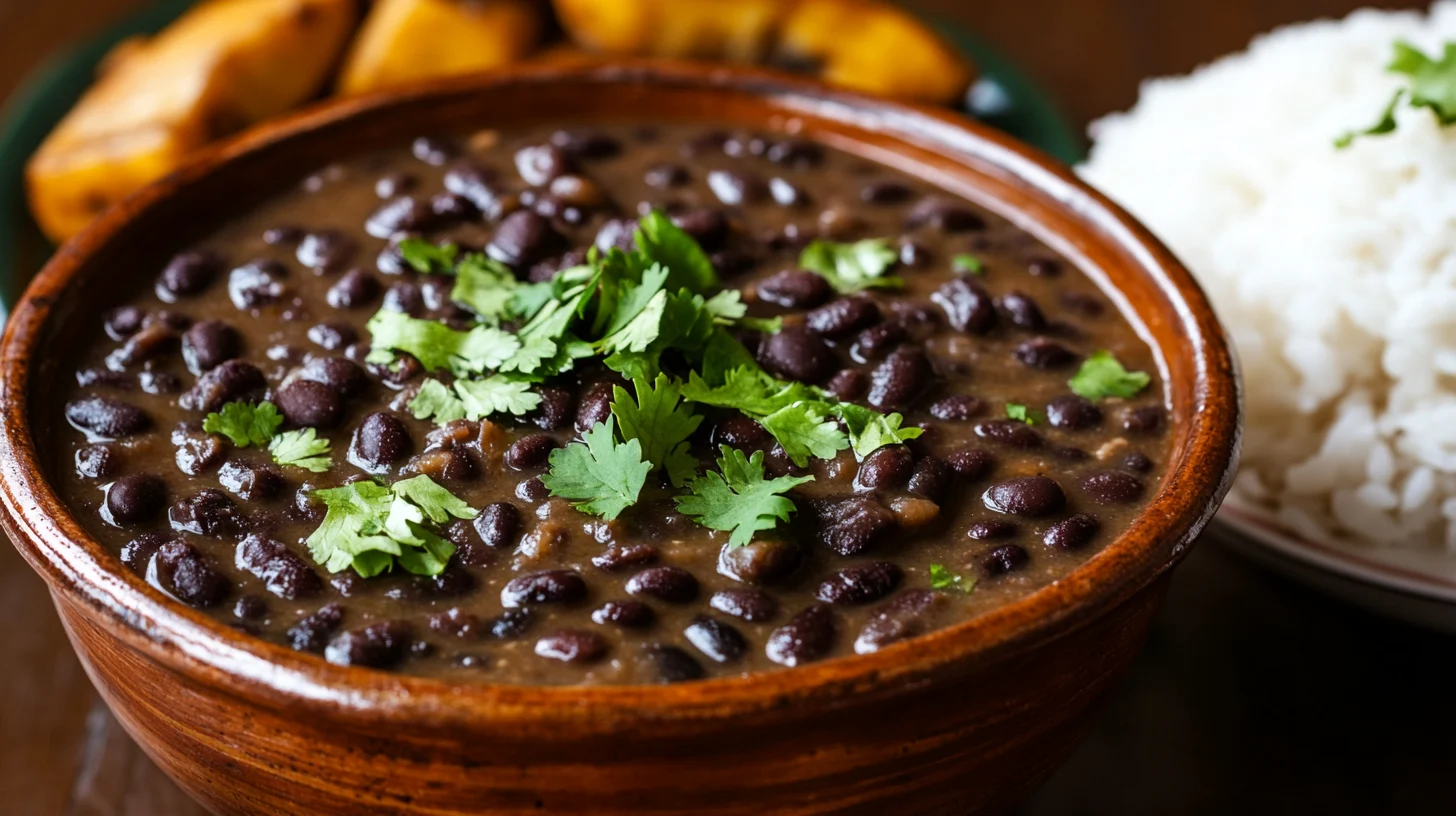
[0, 61, 1240, 815]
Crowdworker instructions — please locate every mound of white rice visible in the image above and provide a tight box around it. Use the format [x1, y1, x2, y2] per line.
[1080, 3, 1456, 550]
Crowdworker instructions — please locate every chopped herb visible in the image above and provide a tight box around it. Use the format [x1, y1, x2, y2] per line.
[760, 401, 852, 466]
[832, 403, 923, 459]
[952, 253, 984, 274]
[306, 475, 476, 577]
[202, 401, 282, 448]
[540, 418, 651, 520]
[1338, 40, 1456, 147]
[675, 446, 815, 547]
[1006, 403, 1034, 424]
[799, 238, 902, 293]
[397, 237, 459, 274]
[366, 310, 519, 376]
[450, 253, 522, 323]
[408, 376, 542, 424]
[634, 209, 718, 292]
[610, 374, 703, 487]
[1068, 350, 1152, 401]
[929, 564, 974, 594]
[269, 428, 332, 472]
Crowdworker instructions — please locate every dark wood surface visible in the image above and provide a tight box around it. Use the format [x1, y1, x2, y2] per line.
[0, 1, 1446, 814]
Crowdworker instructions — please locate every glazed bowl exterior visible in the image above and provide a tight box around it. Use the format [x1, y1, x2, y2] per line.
[0, 61, 1241, 815]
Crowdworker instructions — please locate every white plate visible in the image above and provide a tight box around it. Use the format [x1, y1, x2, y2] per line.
[1213, 500, 1456, 632]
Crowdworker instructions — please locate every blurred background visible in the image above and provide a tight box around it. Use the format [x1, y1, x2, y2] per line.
[3, 1, 1453, 815]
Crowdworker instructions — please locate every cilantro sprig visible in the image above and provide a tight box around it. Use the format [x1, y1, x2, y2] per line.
[929, 564, 974, 594]
[610, 374, 703, 487]
[1339, 40, 1456, 147]
[1068, 351, 1151, 401]
[540, 418, 651, 520]
[675, 447, 815, 547]
[269, 428, 332, 472]
[799, 238, 902, 293]
[202, 401, 282, 448]
[307, 475, 476, 577]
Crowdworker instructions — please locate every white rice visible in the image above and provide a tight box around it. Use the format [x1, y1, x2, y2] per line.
[1079, 3, 1456, 551]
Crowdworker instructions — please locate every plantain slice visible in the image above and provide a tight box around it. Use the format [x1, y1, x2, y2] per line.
[776, 0, 975, 105]
[26, 0, 358, 243]
[552, 0, 786, 63]
[337, 0, 546, 96]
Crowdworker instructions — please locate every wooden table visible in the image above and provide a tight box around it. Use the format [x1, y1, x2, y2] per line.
[2, 1, 1448, 814]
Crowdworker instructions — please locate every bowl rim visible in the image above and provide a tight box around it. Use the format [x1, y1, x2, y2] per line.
[0, 59, 1241, 729]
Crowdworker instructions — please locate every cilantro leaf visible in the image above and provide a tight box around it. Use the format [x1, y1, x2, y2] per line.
[451, 253, 521, 323]
[1006, 403, 1034, 425]
[390, 475, 478, 525]
[704, 290, 747, 323]
[760, 401, 851, 466]
[929, 564, 974, 594]
[634, 210, 718, 293]
[1337, 89, 1404, 148]
[455, 376, 541, 418]
[682, 367, 819, 418]
[407, 379, 468, 424]
[202, 401, 283, 448]
[366, 309, 519, 375]
[1068, 350, 1152, 401]
[832, 403, 923, 459]
[611, 374, 703, 487]
[952, 253, 984, 274]
[799, 238, 902, 293]
[540, 418, 651, 520]
[675, 446, 814, 547]
[306, 476, 474, 578]
[398, 238, 459, 274]
[269, 428, 332, 472]
[598, 289, 667, 354]
[1339, 40, 1456, 147]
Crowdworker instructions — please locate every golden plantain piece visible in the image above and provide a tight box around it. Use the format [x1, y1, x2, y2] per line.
[26, 0, 357, 243]
[775, 0, 975, 105]
[336, 0, 545, 96]
[552, 0, 786, 63]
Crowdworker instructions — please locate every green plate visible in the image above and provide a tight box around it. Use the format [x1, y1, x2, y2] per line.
[0, 2, 1081, 319]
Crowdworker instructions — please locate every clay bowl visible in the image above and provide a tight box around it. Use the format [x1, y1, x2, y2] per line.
[0, 60, 1240, 815]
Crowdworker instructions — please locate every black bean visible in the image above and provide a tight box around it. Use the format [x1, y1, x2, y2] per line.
[1028, 258, 1062, 277]
[502, 570, 587, 607]
[488, 210, 562, 268]
[899, 241, 930, 267]
[861, 180, 914, 204]
[181, 360, 266, 413]
[848, 322, 903, 364]
[217, 461, 284, 502]
[171, 424, 225, 476]
[684, 616, 747, 663]
[417, 564, 476, 597]
[757, 326, 836, 384]
[670, 207, 729, 251]
[468, 502, 520, 553]
[180, 321, 240, 374]
[445, 162, 506, 217]
[104, 306, 146, 340]
[226, 260, 286, 309]
[514, 144, 574, 186]
[298, 356, 367, 398]
[75, 444, 118, 479]
[1123, 406, 1165, 435]
[366, 196, 434, 239]
[168, 488, 248, 538]
[982, 476, 1066, 517]
[768, 177, 808, 207]
[234, 595, 267, 621]
[1123, 452, 1154, 473]
[549, 128, 621, 159]
[998, 291, 1047, 331]
[325, 621, 413, 668]
[854, 445, 914, 491]
[66, 397, 149, 439]
[707, 169, 768, 206]
[120, 533, 167, 574]
[429, 608, 482, 638]
[307, 322, 357, 352]
[1015, 338, 1079, 370]
[296, 230, 355, 273]
[374, 172, 416, 199]
[1083, 471, 1146, 505]
[766, 139, 823, 167]
[490, 609, 534, 639]
[927, 395, 982, 421]
[816, 562, 903, 605]
[945, 447, 996, 481]
[766, 604, 836, 667]
[644, 162, 689, 189]
[806, 296, 880, 339]
[156, 250, 223, 301]
[575, 381, 617, 435]
[327, 268, 378, 310]
[974, 419, 1043, 449]
[275, 379, 343, 430]
[529, 385, 575, 431]
[535, 630, 608, 663]
[105, 473, 165, 524]
[812, 496, 896, 555]
[983, 544, 1030, 576]
[139, 371, 181, 395]
[968, 520, 1017, 540]
[932, 278, 997, 334]
[593, 217, 638, 252]
[144, 310, 191, 331]
[412, 136, 456, 165]
[367, 354, 422, 390]
[382, 281, 424, 316]
[626, 566, 698, 603]
[1044, 514, 1100, 550]
[592, 543, 660, 572]
[105, 322, 179, 370]
[430, 192, 475, 223]
[637, 644, 705, 683]
[349, 412, 412, 471]
[288, 603, 344, 653]
[75, 370, 132, 392]
[516, 476, 549, 502]
[235, 534, 322, 599]
[825, 369, 868, 401]
[592, 600, 655, 628]
[152, 539, 228, 608]
[868, 345, 934, 411]
[907, 456, 953, 502]
[758, 269, 831, 309]
[855, 589, 945, 654]
[505, 433, 560, 470]
[907, 198, 985, 232]
[1046, 395, 1103, 430]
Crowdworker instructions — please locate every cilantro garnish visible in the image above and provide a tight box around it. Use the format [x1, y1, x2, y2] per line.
[269, 428, 332, 472]
[398, 237, 459, 274]
[799, 238, 902, 293]
[831, 402, 923, 459]
[675, 446, 815, 547]
[952, 253, 984, 274]
[202, 401, 282, 447]
[760, 401, 851, 466]
[366, 310, 520, 376]
[1068, 351, 1152, 401]
[408, 377, 541, 423]
[306, 475, 476, 577]
[929, 564, 974, 594]
[1338, 40, 1456, 147]
[1006, 403, 1034, 425]
[451, 253, 522, 323]
[611, 374, 703, 487]
[540, 418, 652, 520]
[634, 209, 718, 292]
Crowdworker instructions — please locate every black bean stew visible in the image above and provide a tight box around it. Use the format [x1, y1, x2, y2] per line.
[48, 123, 1167, 685]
